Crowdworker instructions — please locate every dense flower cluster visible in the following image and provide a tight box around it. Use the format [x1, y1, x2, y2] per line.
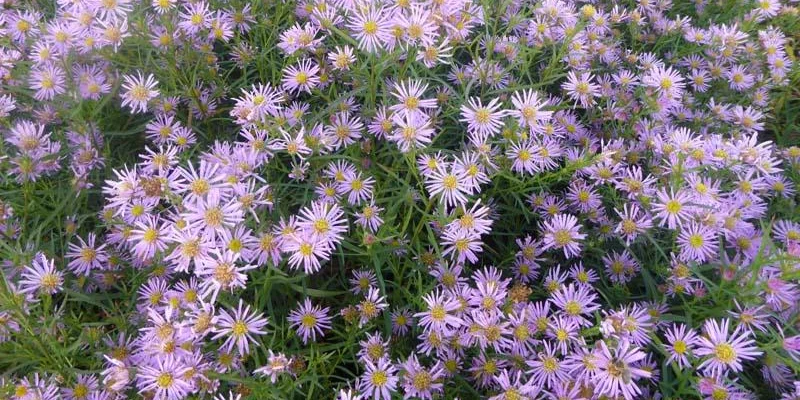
[0, 0, 799, 399]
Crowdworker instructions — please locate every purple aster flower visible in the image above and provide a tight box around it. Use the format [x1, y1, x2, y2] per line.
[346, 5, 391, 53]
[282, 58, 320, 94]
[664, 323, 700, 369]
[390, 308, 414, 336]
[357, 287, 388, 327]
[254, 350, 291, 383]
[652, 188, 695, 229]
[459, 97, 507, 137]
[212, 299, 269, 356]
[399, 354, 444, 400]
[120, 72, 159, 114]
[695, 318, 762, 376]
[677, 223, 719, 263]
[389, 79, 438, 118]
[643, 65, 685, 100]
[540, 213, 586, 259]
[288, 298, 332, 344]
[66, 233, 108, 276]
[137, 357, 192, 399]
[19, 253, 63, 295]
[358, 357, 398, 400]
[527, 341, 568, 389]
[414, 289, 463, 334]
[562, 71, 600, 107]
[29, 64, 66, 101]
[594, 340, 652, 400]
[550, 283, 599, 327]
[426, 164, 472, 208]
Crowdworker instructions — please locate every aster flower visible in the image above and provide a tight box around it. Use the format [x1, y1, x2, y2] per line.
[399, 354, 444, 400]
[391, 308, 414, 336]
[129, 216, 169, 260]
[120, 72, 159, 114]
[62, 374, 99, 400]
[328, 46, 356, 71]
[390, 112, 434, 153]
[643, 65, 685, 100]
[359, 331, 390, 363]
[213, 299, 269, 356]
[349, 269, 378, 295]
[288, 298, 332, 344]
[7, 120, 51, 153]
[253, 350, 291, 383]
[355, 203, 384, 233]
[527, 341, 569, 389]
[414, 290, 463, 334]
[594, 340, 652, 400]
[340, 172, 375, 205]
[325, 112, 364, 150]
[728, 301, 770, 334]
[664, 323, 700, 369]
[562, 71, 600, 107]
[459, 97, 507, 137]
[284, 231, 332, 274]
[510, 89, 552, 131]
[358, 287, 388, 327]
[677, 223, 719, 263]
[425, 165, 471, 208]
[19, 253, 63, 295]
[358, 357, 398, 400]
[441, 228, 484, 264]
[395, 6, 438, 48]
[336, 388, 362, 400]
[29, 64, 66, 101]
[652, 188, 695, 229]
[508, 140, 538, 175]
[389, 79, 438, 118]
[297, 200, 347, 244]
[695, 318, 762, 376]
[233, 83, 284, 124]
[731, 105, 764, 132]
[178, 2, 211, 33]
[66, 233, 108, 276]
[540, 213, 586, 258]
[449, 200, 493, 236]
[195, 250, 255, 302]
[101, 357, 131, 393]
[282, 59, 320, 94]
[137, 357, 192, 399]
[346, 5, 391, 53]
[550, 283, 600, 327]
[614, 204, 652, 245]
[773, 220, 800, 245]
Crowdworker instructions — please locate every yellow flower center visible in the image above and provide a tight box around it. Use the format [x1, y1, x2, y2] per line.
[688, 234, 704, 249]
[156, 372, 173, 388]
[475, 109, 491, 124]
[673, 340, 687, 354]
[204, 208, 223, 227]
[73, 383, 89, 398]
[665, 200, 681, 214]
[363, 21, 378, 35]
[413, 371, 431, 390]
[430, 305, 446, 321]
[564, 300, 582, 316]
[442, 175, 458, 190]
[232, 320, 248, 337]
[81, 247, 97, 262]
[714, 343, 736, 363]
[553, 229, 572, 246]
